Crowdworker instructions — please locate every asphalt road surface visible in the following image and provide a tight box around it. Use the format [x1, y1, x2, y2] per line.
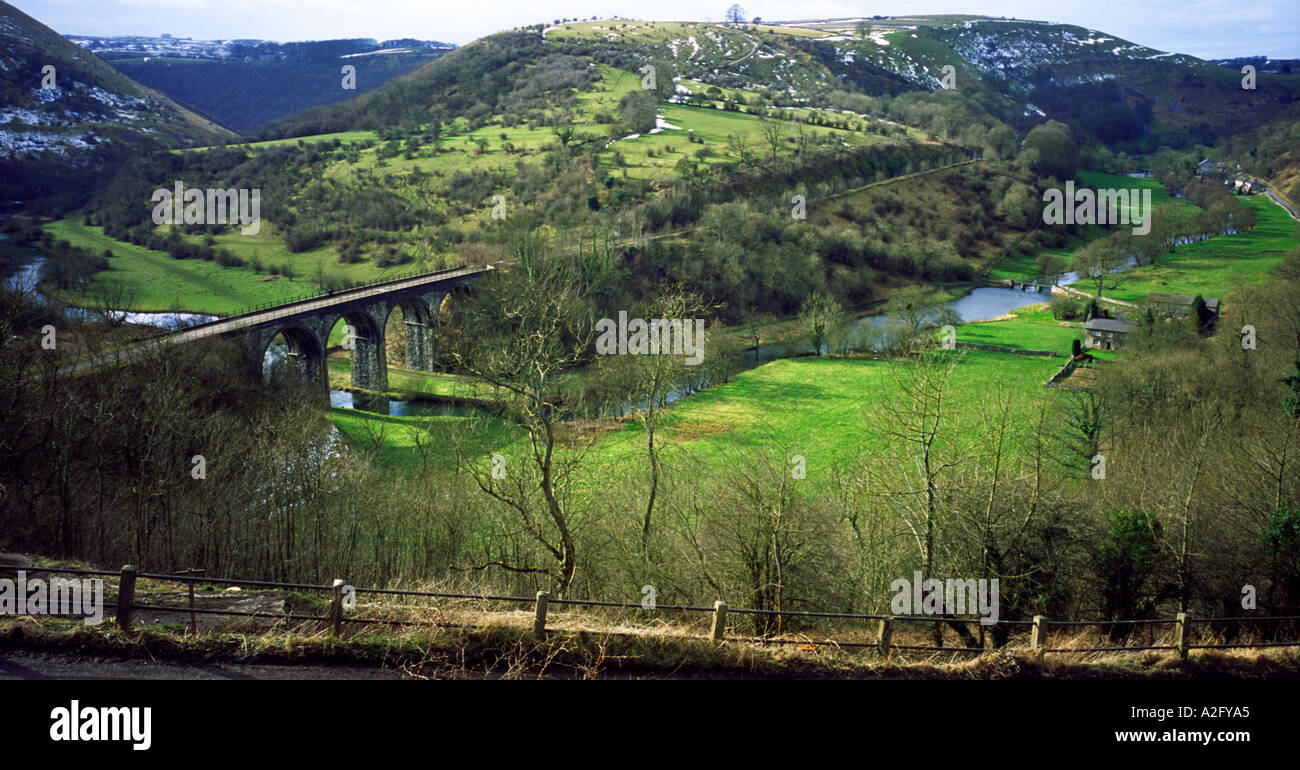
[0, 651, 411, 680]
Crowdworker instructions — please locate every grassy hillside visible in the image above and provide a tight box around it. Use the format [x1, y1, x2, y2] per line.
[55, 47, 971, 317]
[956, 303, 1083, 353]
[39, 16, 1298, 330]
[985, 169, 1297, 310]
[44, 216, 324, 313]
[989, 170, 1191, 282]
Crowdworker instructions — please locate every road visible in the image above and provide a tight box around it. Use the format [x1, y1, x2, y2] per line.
[724, 25, 760, 65]
[1262, 188, 1300, 222]
[1055, 285, 1138, 308]
[0, 650, 411, 680]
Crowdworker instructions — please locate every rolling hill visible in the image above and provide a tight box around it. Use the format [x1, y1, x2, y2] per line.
[73, 35, 455, 132]
[0, 0, 235, 205]
[21, 14, 1300, 326]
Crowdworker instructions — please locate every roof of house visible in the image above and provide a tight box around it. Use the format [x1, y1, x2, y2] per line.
[1085, 318, 1136, 333]
[1147, 293, 1219, 311]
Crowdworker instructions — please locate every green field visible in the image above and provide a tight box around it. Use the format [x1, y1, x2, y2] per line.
[334, 348, 1064, 481]
[327, 358, 496, 401]
[1106, 194, 1297, 303]
[956, 303, 1082, 354]
[603, 102, 900, 179]
[44, 217, 321, 313]
[590, 350, 1060, 475]
[987, 171, 1298, 310]
[330, 406, 519, 472]
[989, 234, 1094, 282]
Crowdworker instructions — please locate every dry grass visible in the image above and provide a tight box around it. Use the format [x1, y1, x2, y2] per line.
[4, 592, 1298, 679]
[7, 560, 1297, 679]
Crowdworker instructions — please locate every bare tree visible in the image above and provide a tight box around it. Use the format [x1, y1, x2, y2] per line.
[865, 350, 969, 645]
[798, 291, 844, 356]
[726, 133, 754, 167]
[739, 307, 771, 362]
[450, 249, 597, 595]
[600, 288, 713, 558]
[758, 112, 785, 160]
[88, 279, 139, 329]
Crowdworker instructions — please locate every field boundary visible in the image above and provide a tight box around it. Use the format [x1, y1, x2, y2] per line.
[18, 565, 1299, 661]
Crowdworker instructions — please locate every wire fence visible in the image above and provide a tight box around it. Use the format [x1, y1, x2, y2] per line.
[10, 564, 1300, 659]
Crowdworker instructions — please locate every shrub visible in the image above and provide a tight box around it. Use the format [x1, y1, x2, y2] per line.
[215, 249, 244, 268]
[1051, 294, 1082, 320]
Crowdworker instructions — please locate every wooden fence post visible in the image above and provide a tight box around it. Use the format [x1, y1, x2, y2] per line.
[328, 578, 345, 637]
[1031, 615, 1047, 656]
[175, 567, 204, 635]
[1175, 613, 1189, 661]
[117, 565, 137, 632]
[533, 591, 549, 639]
[877, 617, 894, 658]
[711, 601, 728, 642]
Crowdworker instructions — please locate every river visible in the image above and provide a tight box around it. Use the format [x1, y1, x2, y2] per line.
[1, 220, 219, 330]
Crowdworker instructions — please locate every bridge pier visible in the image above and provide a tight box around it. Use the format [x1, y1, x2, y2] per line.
[286, 349, 329, 400]
[245, 325, 329, 403]
[403, 320, 435, 371]
[347, 325, 388, 392]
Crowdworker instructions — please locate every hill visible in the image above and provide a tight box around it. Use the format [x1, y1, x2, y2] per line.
[0, 1, 235, 207]
[545, 17, 1300, 151]
[72, 35, 454, 132]
[36, 15, 1300, 324]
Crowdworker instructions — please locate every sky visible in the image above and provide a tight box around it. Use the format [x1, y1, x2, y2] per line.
[14, 0, 1300, 59]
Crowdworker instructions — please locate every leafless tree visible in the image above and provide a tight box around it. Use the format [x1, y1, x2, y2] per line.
[449, 250, 598, 594]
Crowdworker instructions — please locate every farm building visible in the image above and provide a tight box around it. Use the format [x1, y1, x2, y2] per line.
[1146, 293, 1220, 318]
[1197, 159, 1226, 179]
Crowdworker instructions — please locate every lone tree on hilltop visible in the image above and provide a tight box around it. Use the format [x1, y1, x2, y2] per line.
[725, 4, 746, 24]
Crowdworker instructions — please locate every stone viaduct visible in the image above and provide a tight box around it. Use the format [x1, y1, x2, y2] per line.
[234, 266, 491, 397]
[64, 266, 494, 398]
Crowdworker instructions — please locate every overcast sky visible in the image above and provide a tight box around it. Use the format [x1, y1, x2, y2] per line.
[15, 0, 1300, 59]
